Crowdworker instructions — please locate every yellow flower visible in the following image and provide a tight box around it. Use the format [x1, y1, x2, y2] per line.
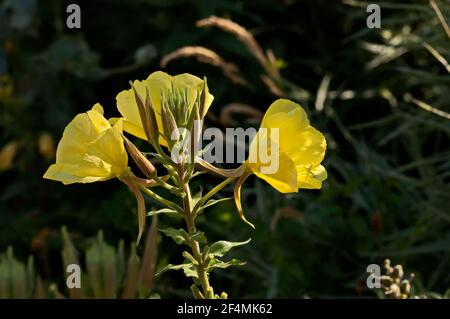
[43, 104, 128, 185]
[114, 71, 214, 144]
[246, 98, 327, 193]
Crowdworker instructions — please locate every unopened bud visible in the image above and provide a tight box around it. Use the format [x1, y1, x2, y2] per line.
[131, 83, 153, 142]
[161, 99, 179, 146]
[123, 137, 156, 178]
[145, 88, 159, 141]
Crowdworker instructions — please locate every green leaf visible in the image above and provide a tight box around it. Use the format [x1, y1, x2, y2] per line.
[182, 251, 198, 265]
[159, 228, 206, 245]
[191, 187, 203, 207]
[156, 262, 198, 279]
[208, 239, 251, 257]
[159, 228, 188, 245]
[182, 264, 198, 279]
[190, 231, 207, 243]
[196, 197, 233, 215]
[147, 208, 179, 217]
[207, 258, 246, 270]
[155, 263, 187, 276]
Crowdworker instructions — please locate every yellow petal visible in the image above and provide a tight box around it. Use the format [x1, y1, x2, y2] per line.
[288, 126, 327, 167]
[146, 71, 172, 112]
[116, 80, 147, 138]
[248, 98, 327, 193]
[122, 119, 147, 141]
[92, 103, 104, 114]
[261, 99, 325, 167]
[297, 164, 327, 189]
[115, 71, 213, 145]
[109, 117, 146, 140]
[172, 73, 214, 115]
[43, 162, 112, 185]
[44, 106, 128, 185]
[56, 104, 110, 163]
[247, 151, 297, 193]
[261, 99, 309, 132]
[86, 119, 128, 177]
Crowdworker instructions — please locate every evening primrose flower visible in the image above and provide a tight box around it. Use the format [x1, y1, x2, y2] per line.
[247, 98, 327, 192]
[234, 99, 327, 226]
[114, 71, 214, 144]
[43, 104, 128, 185]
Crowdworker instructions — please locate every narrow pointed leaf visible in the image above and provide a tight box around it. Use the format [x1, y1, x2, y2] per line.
[208, 239, 251, 257]
[147, 208, 179, 217]
[196, 197, 232, 215]
[159, 228, 188, 245]
[207, 258, 246, 270]
[156, 263, 189, 277]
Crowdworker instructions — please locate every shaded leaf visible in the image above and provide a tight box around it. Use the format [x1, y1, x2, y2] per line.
[207, 258, 246, 270]
[196, 197, 233, 215]
[147, 208, 179, 217]
[156, 262, 198, 279]
[209, 239, 251, 258]
[159, 228, 188, 245]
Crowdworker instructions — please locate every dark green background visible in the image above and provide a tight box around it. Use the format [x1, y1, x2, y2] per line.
[1, 0, 449, 298]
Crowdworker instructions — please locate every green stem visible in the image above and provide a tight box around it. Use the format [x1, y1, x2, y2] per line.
[177, 164, 213, 299]
[192, 177, 235, 215]
[139, 186, 183, 214]
[153, 175, 182, 195]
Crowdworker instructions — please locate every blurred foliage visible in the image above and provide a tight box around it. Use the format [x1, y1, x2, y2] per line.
[0, 0, 449, 298]
[0, 219, 159, 299]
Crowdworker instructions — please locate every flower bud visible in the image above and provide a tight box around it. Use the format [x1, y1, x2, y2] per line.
[123, 137, 156, 178]
[145, 88, 159, 142]
[131, 83, 154, 142]
[161, 96, 179, 147]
